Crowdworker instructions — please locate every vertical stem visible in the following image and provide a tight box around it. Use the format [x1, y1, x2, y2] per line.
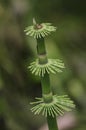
[41, 73, 51, 94]
[36, 37, 58, 130]
[36, 37, 48, 64]
[47, 116, 58, 130]
[41, 73, 53, 103]
[37, 37, 53, 102]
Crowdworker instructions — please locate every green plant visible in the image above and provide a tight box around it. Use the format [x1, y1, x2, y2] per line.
[25, 19, 75, 130]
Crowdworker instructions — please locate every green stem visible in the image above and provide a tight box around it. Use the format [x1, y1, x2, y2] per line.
[36, 37, 48, 64]
[41, 73, 53, 103]
[36, 37, 58, 130]
[47, 116, 58, 130]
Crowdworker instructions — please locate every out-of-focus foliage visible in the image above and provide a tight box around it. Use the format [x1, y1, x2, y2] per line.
[0, 0, 86, 130]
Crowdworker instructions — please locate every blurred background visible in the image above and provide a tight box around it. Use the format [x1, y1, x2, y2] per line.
[0, 0, 86, 130]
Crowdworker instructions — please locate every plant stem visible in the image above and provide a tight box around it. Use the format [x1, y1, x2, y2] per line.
[36, 37, 58, 130]
[47, 116, 58, 130]
[36, 37, 48, 64]
[41, 73, 53, 103]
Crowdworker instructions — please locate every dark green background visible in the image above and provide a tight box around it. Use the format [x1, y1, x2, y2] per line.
[0, 0, 86, 130]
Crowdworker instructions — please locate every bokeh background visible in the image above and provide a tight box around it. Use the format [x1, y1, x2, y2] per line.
[0, 0, 86, 130]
